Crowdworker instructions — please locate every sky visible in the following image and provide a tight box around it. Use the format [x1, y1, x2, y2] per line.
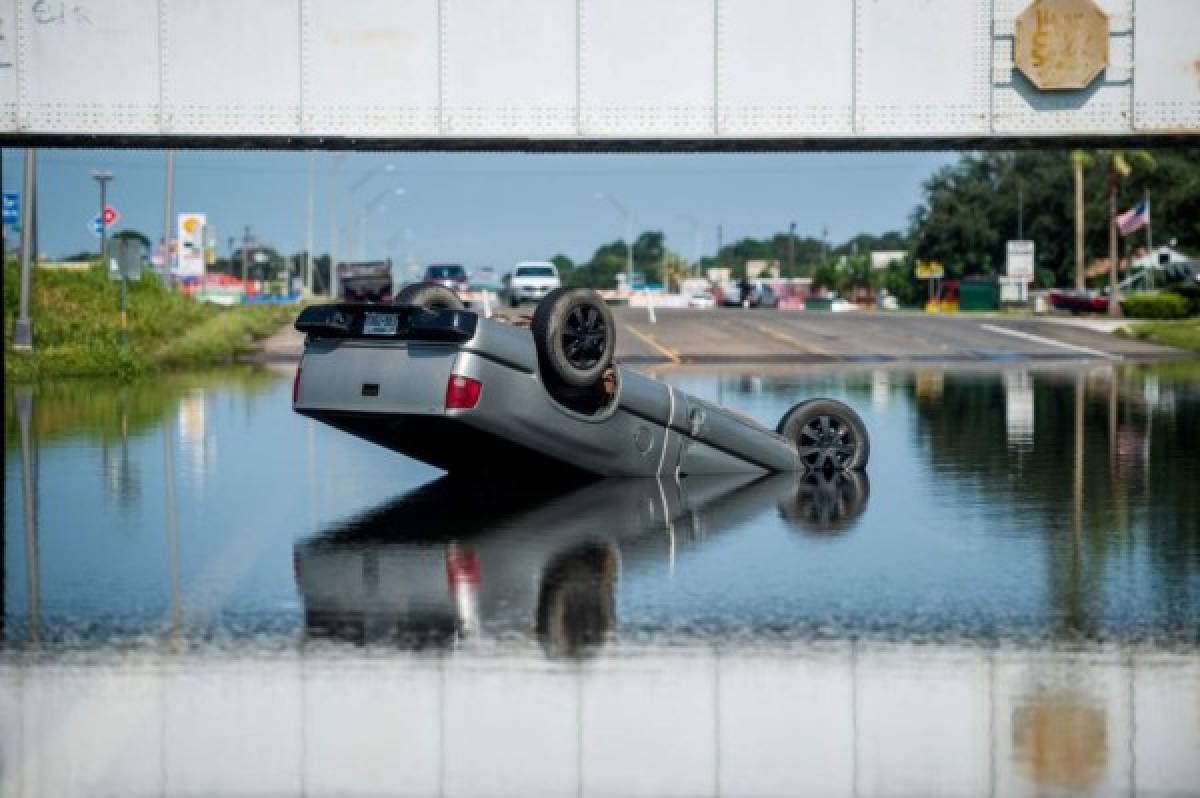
[2, 148, 956, 272]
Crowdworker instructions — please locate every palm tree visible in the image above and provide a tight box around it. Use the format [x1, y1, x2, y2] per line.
[1070, 151, 1090, 292]
[1070, 150, 1155, 313]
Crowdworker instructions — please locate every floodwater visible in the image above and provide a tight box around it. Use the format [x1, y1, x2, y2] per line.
[3, 362, 1199, 796]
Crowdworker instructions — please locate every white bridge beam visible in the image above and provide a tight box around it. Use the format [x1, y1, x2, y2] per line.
[0, 0, 1196, 148]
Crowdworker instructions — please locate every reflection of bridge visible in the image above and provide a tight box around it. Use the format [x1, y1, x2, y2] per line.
[0, 0, 1196, 147]
[1, 643, 1196, 796]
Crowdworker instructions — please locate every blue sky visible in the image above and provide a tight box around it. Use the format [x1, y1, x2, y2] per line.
[2, 149, 955, 270]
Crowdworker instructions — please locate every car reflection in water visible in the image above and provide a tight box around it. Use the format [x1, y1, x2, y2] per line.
[295, 470, 871, 654]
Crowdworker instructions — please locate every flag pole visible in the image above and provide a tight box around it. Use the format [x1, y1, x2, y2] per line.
[1145, 190, 1152, 251]
[1146, 190, 1153, 290]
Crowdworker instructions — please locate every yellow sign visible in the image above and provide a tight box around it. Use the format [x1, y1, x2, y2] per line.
[1014, 0, 1109, 91]
[915, 261, 944, 280]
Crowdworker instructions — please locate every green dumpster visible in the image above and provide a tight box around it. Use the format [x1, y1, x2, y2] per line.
[805, 297, 833, 311]
[959, 280, 998, 312]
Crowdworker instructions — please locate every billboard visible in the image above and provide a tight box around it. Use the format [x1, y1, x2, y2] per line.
[176, 213, 207, 277]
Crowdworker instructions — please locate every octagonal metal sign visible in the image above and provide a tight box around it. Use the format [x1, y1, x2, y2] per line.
[1014, 0, 1109, 91]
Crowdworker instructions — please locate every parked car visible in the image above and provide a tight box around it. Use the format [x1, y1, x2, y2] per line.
[423, 263, 470, 295]
[688, 291, 716, 309]
[1048, 289, 1110, 314]
[509, 261, 562, 307]
[293, 285, 870, 478]
[719, 280, 779, 308]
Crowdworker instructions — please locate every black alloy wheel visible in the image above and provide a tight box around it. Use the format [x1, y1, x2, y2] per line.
[561, 303, 609, 372]
[776, 398, 870, 471]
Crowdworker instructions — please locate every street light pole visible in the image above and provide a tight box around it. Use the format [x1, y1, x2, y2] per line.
[788, 221, 797, 276]
[596, 192, 633, 289]
[162, 151, 175, 279]
[92, 170, 122, 346]
[358, 187, 405, 258]
[12, 149, 37, 350]
[347, 163, 397, 260]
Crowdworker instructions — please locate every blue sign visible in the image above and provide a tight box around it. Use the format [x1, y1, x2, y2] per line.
[91, 216, 104, 237]
[2, 193, 18, 225]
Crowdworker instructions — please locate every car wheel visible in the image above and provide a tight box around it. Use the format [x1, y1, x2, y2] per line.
[778, 469, 870, 536]
[394, 282, 465, 310]
[532, 287, 616, 390]
[776, 398, 869, 471]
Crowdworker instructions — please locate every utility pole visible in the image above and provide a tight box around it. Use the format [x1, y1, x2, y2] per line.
[306, 151, 315, 296]
[1017, 183, 1024, 240]
[1108, 181, 1120, 317]
[1074, 156, 1085, 292]
[596, 193, 633, 289]
[162, 151, 175, 279]
[12, 149, 36, 350]
[1145, 190, 1154, 291]
[241, 226, 251, 286]
[787, 221, 796, 276]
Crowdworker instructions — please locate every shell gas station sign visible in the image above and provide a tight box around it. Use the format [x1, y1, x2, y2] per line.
[175, 213, 207, 277]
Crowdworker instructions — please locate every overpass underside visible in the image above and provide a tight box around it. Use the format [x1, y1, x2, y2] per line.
[0, 0, 1196, 150]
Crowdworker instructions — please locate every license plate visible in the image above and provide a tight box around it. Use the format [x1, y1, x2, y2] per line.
[362, 312, 399, 336]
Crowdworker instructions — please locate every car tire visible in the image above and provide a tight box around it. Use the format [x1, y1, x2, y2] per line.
[532, 287, 616, 390]
[394, 282, 465, 310]
[776, 398, 869, 471]
[778, 469, 870, 536]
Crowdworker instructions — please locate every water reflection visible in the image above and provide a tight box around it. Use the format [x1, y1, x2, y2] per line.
[2, 363, 1199, 796]
[296, 472, 869, 652]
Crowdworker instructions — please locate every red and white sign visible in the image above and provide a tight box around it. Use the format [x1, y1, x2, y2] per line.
[102, 205, 119, 226]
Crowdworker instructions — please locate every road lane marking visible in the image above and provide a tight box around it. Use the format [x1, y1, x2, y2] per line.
[751, 321, 831, 355]
[624, 324, 682, 363]
[980, 323, 1121, 360]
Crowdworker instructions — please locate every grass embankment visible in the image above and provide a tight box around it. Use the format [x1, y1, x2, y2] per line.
[4, 260, 292, 380]
[1116, 319, 1200, 353]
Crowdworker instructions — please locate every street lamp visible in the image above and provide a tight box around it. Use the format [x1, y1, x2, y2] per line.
[91, 169, 126, 347]
[680, 214, 701, 275]
[91, 170, 114, 263]
[358, 187, 406, 258]
[12, 148, 37, 351]
[347, 163, 397, 260]
[596, 192, 634, 290]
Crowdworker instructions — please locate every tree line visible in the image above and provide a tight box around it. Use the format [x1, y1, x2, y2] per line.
[551, 148, 1199, 303]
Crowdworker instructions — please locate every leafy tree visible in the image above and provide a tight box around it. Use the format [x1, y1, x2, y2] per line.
[910, 149, 1199, 288]
[549, 254, 576, 284]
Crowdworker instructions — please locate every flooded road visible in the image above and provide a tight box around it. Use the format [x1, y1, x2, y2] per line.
[4, 362, 1199, 796]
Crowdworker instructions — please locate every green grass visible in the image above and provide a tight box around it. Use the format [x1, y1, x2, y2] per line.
[1115, 318, 1200, 353]
[4, 259, 292, 381]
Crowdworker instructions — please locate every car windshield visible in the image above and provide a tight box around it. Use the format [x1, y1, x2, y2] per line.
[426, 265, 465, 279]
[515, 267, 555, 277]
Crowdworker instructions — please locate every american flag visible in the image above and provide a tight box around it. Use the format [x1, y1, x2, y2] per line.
[1115, 199, 1150, 236]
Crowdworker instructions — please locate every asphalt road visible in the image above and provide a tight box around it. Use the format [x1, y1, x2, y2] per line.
[257, 308, 1187, 365]
[609, 308, 1183, 364]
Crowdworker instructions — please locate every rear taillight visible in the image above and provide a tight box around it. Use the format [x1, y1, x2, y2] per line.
[292, 367, 302, 405]
[445, 375, 482, 410]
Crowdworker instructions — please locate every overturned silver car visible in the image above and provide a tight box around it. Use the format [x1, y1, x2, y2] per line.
[292, 285, 869, 478]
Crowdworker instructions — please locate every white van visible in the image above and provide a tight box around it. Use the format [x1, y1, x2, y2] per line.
[508, 261, 561, 307]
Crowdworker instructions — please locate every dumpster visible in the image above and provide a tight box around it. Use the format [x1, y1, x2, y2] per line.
[959, 279, 999, 312]
[805, 297, 833, 311]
